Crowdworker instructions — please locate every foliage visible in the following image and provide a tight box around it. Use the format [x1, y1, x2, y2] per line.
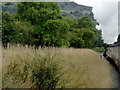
[92, 47, 105, 52]
[70, 37, 84, 48]
[15, 2, 60, 25]
[103, 43, 108, 49]
[43, 19, 70, 47]
[93, 29, 104, 47]
[2, 2, 95, 20]
[63, 16, 96, 48]
[2, 12, 19, 46]
[0, 11, 2, 43]
[63, 17, 78, 29]
[2, 2, 104, 49]
[69, 28, 84, 48]
[117, 34, 120, 43]
[59, 3, 104, 48]
[31, 55, 61, 89]
[81, 28, 95, 48]
[15, 21, 36, 45]
[78, 17, 92, 29]
[12, 2, 69, 47]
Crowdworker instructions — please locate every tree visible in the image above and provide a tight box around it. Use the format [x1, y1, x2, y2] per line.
[70, 37, 84, 48]
[15, 2, 60, 25]
[69, 28, 84, 48]
[43, 19, 70, 47]
[0, 11, 2, 44]
[15, 21, 37, 45]
[93, 30, 104, 47]
[78, 16, 92, 29]
[117, 34, 120, 43]
[2, 2, 104, 49]
[63, 17, 78, 29]
[14, 2, 70, 47]
[2, 12, 19, 46]
[81, 28, 95, 48]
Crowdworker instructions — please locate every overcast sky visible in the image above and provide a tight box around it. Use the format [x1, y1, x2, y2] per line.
[70, 0, 119, 44]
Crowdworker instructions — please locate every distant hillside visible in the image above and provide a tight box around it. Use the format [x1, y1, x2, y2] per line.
[2, 2, 17, 14]
[2, 2, 95, 21]
[58, 2, 95, 21]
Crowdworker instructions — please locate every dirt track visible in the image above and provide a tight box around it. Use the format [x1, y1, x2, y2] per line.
[109, 62, 119, 88]
[103, 57, 119, 88]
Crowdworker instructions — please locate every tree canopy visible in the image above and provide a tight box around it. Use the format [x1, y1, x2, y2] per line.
[117, 34, 120, 43]
[15, 2, 60, 25]
[2, 2, 104, 48]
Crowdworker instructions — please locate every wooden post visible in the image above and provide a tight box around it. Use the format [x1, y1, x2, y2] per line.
[33, 45, 35, 49]
[7, 43, 9, 49]
[45, 46, 46, 49]
[17, 44, 19, 48]
[52, 44, 54, 49]
[29, 45, 31, 49]
[26, 45, 28, 50]
[39, 45, 41, 50]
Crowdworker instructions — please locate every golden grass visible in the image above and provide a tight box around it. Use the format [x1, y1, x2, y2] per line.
[0, 46, 2, 89]
[2, 45, 115, 88]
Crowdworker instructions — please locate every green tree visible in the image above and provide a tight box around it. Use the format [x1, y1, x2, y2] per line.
[0, 11, 2, 44]
[81, 28, 95, 48]
[93, 30, 104, 47]
[117, 34, 120, 43]
[14, 2, 70, 47]
[15, 2, 60, 25]
[78, 16, 92, 29]
[69, 28, 84, 48]
[70, 37, 84, 48]
[43, 19, 70, 47]
[63, 17, 78, 29]
[15, 21, 37, 45]
[2, 12, 18, 46]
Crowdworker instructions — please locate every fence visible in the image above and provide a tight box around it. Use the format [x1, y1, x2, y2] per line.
[6, 43, 56, 50]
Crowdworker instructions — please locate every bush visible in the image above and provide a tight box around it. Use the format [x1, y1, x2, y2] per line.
[92, 47, 105, 52]
[31, 55, 61, 89]
[3, 52, 63, 89]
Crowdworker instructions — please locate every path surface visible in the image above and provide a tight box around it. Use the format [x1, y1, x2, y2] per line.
[108, 62, 119, 88]
[100, 52, 119, 88]
[99, 53, 120, 88]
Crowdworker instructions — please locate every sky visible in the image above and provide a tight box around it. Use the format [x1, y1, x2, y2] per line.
[70, 0, 119, 44]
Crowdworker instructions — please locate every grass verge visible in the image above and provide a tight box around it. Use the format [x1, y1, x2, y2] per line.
[2, 45, 114, 88]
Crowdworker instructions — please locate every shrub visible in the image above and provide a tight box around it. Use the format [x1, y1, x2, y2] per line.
[3, 52, 63, 89]
[30, 55, 61, 89]
[92, 47, 105, 52]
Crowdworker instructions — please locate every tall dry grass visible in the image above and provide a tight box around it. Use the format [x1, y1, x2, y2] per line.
[2, 45, 116, 88]
[0, 46, 2, 89]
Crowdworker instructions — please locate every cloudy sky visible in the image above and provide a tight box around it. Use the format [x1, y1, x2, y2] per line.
[70, 0, 119, 44]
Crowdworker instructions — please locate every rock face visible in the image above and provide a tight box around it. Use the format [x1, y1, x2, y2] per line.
[57, 2, 95, 21]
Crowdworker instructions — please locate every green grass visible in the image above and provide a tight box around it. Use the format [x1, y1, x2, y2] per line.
[92, 47, 105, 52]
